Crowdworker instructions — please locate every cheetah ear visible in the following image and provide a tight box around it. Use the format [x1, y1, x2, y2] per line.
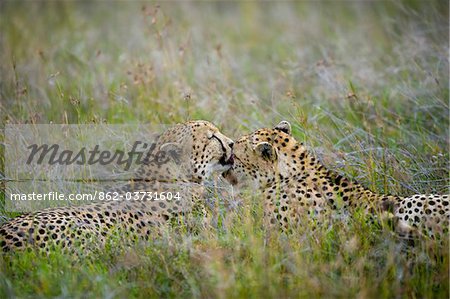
[274, 121, 291, 135]
[254, 142, 277, 161]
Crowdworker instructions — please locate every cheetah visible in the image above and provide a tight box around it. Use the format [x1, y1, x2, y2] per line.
[223, 121, 449, 238]
[0, 120, 234, 252]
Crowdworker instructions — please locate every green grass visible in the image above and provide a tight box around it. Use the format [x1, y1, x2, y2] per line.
[0, 1, 449, 298]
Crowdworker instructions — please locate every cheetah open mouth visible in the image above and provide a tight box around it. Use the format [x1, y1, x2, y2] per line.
[219, 153, 234, 166]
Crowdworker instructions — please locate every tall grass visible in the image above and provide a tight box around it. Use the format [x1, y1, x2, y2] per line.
[0, 1, 448, 298]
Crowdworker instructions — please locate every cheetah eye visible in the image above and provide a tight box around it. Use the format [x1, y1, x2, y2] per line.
[207, 131, 214, 139]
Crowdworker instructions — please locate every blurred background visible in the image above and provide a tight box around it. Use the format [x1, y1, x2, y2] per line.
[1, 1, 448, 194]
[0, 2, 449, 298]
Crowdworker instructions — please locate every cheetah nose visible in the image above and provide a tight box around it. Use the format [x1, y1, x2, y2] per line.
[229, 141, 234, 149]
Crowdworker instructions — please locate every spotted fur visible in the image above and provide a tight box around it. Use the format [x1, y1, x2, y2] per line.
[224, 121, 449, 238]
[0, 120, 234, 252]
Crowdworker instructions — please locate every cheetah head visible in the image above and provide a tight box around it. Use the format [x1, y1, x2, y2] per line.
[223, 121, 304, 188]
[152, 120, 234, 183]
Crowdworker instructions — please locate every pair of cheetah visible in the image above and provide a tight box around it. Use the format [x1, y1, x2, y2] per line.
[1, 120, 448, 252]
